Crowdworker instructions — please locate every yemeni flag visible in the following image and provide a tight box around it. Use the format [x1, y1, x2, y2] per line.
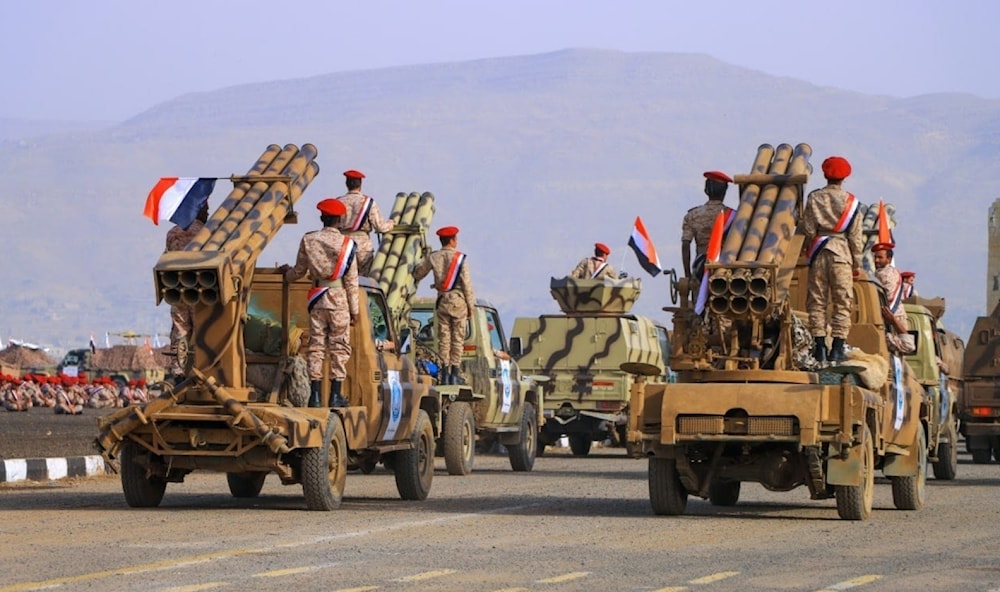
[143, 177, 216, 228]
[627, 216, 662, 277]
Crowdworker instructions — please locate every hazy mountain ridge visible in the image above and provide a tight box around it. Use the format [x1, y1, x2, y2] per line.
[0, 48, 997, 353]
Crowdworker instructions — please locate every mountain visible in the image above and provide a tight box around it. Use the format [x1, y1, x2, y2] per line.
[0, 48, 997, 353]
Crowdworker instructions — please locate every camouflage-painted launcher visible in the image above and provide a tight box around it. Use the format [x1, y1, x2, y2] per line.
[549, 276, 642, 314]
[370, 191, 435, 330]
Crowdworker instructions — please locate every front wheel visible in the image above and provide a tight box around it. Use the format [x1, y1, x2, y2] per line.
[932, 423, 958, 480]
[392, 410, 434, 500]
[648, 457, 687, 515]
[301, 413, 348, 511]
[120, 442, 166, 508]
[836, 424, 874, 520]
[891, 427, 927, 511]
[508, 402, 538, 472]
[443, 402, 475, 475]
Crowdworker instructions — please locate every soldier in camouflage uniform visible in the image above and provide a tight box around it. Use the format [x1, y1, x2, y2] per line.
[570, 242, 617, 279]
[164, 201, 209, 380]
[413, 226, 475, 385]
[873, 245, 916, 354]
[681, 170, 733, 278]
[282, 198, 359, 407]
[336, 169, 395, 277]
[801, 156, 863, 363]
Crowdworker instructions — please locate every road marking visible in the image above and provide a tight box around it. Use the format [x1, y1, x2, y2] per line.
[0, 503, 541, 592]
[690, 571, 740, 584]
[815, 574, 883, 591]
[492, 588, 530, 592]
[331, 587, 379, 592]
[398, 569, 458, 581]
[537, 571, 590, 584]
[161, 584, 228, 592]
[252, 566, 317, 578]
[650, 587, 688, 592]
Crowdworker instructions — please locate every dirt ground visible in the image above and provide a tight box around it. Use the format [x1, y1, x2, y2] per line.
[0, 408, 117, 460]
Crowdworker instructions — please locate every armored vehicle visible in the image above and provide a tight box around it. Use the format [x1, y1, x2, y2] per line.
[511, 276, 670, 456]
[96, 145, 438, 510]
[631, 143, 926, 520]
[902, 297, 965, 478]
[959, 300, 1000, 463]
[411, 298, 542, 474]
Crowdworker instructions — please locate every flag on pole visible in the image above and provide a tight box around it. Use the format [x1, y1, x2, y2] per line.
[89, 333, 97, 354]
[876, 199, 895, 248]
[105, 332, 110, 348]
[144, 337, 153, 354]
[627, 216, 662, 277]
[153, 332, 162, 349]
[695, 211, 729, 315]
[143, 177, 216, 228]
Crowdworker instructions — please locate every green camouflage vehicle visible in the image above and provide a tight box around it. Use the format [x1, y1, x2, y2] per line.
[510, 276, 670, 456]
[411, 298, 542, 474]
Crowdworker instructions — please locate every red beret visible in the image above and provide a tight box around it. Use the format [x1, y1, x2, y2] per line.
[871, 242, 895, 252]
[343, 169, 365, 180]
[595, 242, 610, 255]
[436, 226, 459, 238]
[821, 156, 852, 180]
[703, 170, 733, 183]
[317, 198, 346, 217]
[900, 271, 915, 278]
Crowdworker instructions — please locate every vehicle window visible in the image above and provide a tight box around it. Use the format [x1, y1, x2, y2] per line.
[486, 309, 505, 352]
[413, 309, 435, 342]
[656, 326, 671, 368]
[366, 289, 391, 342]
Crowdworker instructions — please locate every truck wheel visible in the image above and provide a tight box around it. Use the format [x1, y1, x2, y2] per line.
[932, 423, 958, 480]
[648, 457, 687, 515]
[891, 426, 927, 510]
[569, 433, 592, 456]
[708, 479, 741, 506]
[226, 471, 267, 498]
[443, 402, 475, 475]
[301, 413, 347, 511]
[836, 424, 874, 520]
[969, 436, 993, 464]
[508, 402, 538, 472]
[120, 442, 166, 508]
[393, 410, 434, 500]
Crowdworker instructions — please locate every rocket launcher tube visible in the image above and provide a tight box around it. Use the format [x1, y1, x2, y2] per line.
[371, 192, 412, 283]
[385, 192, 436, 322]
[737, 183, 778, 262]
[378, 192, 422, 294]
[759, 143, 812, 267]
[720, 144, 775, 263]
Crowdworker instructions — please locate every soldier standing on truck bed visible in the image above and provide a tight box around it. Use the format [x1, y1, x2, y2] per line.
[570, 242, 617, 279]
[336, 169, 395, 277]
[281, 199, 359, 408]
[681, 170, 734, 279]
[801, 156, 863, 364]
[873, 244, 916, 354]
[165, 200, 209, 381]
[413, 226, 475, 385]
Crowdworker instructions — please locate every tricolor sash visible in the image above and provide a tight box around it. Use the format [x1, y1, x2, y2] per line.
[902, 284, 913, 299]
[887, 272, 904, 313]
[329, 236, 357, 280]
[807, 194, 859, 264]
[591, 260, 608, 279]
[349, 196, 373, 232]
[307, 286, 328, 312]
[441, 251, 466, 291]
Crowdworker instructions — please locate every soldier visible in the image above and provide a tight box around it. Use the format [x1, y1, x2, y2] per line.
[413, 226, 475, 385]
[335, 169, 395, 277]
[901, 271, 918, 298]
[569, 243, 617, 280]
[873, 244, 916, 354]
[801, 156, 863, 364]
[281, 199, 359, 408]
[165, 199, 209, 380]
[682, 171, 734, 279]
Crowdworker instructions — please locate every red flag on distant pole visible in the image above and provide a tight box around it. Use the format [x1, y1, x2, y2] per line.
[627, 216, 662, 277]
[876, 199, 895, 248]
[144, 337, 152, 354]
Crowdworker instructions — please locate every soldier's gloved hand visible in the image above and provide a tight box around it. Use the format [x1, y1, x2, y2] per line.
[277, 264, 291, 278]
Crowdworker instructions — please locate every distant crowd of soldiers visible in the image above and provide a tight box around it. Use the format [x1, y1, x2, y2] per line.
[0, 374, 149, 414]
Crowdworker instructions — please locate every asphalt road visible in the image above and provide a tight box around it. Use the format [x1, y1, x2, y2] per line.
[1, 444, 999, 592]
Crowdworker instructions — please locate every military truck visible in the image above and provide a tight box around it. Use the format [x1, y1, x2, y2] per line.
[902, 297, 965, 478]
[96, 144, 438, 510]
[511, 276, 670, 456]
[631, 143, 927, 520]
[59, 346, 167, 386]
[959, 300, 1000, 464]
[411, 298, 542, 474]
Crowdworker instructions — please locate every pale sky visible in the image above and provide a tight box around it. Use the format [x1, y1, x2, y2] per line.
[1, 0, 998, 122]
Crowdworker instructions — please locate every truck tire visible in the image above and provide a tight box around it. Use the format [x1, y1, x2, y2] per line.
[932, 423, 958, 480]
[226, 471, 267, 498]
[393, 410, 434, 500]
[969, 436, 993, 464]
[891, 426, 927, 510]
[120, 442, 166, 508]
[301, 414, 347, 511]
[836, 424, 874, 520]
[443, 402, 475, 475]
[708, 479, 741, 506]
[648, 457, 687, 515]
[569, 433, 592, 456]
[508, 402, 538, 472]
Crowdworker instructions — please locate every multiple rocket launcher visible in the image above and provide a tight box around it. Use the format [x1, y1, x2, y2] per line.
[370, 191, 436, 330]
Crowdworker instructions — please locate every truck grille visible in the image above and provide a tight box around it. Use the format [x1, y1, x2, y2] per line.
[677, 415, 797, 436]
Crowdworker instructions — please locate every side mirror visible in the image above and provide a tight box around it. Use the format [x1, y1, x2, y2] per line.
[509, 336, 522, 358]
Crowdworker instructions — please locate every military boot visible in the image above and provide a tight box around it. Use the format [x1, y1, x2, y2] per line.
[829, 338, 847, 363]
[440, 366, 452, 385]
[330, 379, 348, 408]
[451, 365, 465, 385]
[812, 337, 827, 365]
[308, 380, 322, 408]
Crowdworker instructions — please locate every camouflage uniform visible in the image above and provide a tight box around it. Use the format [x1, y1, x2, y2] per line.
[875, 265, 916, 354]
[801, 185, 863, 339]
[285, 227, 360, 381]
[570, 257, 617, 280]
[682, 200, 731, 259]
[413, 246, 475, 368]
[337, 190, 395, 276]
[165, 220, 205, 376]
